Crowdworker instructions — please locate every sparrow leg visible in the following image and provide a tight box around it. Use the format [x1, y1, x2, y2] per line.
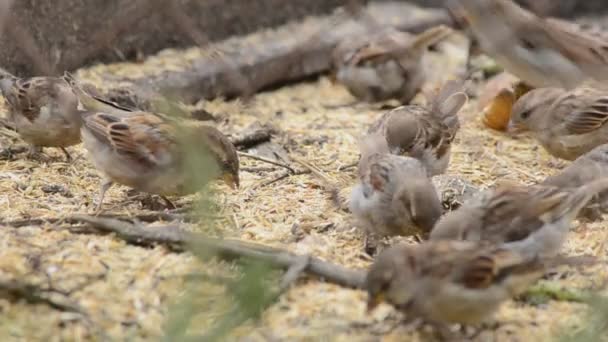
[60, 147, 72, 161]
[27, 145, 47, 161]
[160, 195, 176, 210]
[95, 180, 114, 213]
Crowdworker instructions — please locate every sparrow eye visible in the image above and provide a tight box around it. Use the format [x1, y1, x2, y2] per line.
[520, 38, 536, 51]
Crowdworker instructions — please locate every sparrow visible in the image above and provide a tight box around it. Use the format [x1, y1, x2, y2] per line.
[509, 84, 608, 160]
[0, 70, 80, 160]
[349, 134, 443, 238]
[429, 179, 608, 258]
[365, 240, 594, 327]
[458, 0, 608, 89]
[332, 25, 453, 104]
[542, 143, 608, 221]
[366, 80, 467, 175]
[65, 74, 239, 211]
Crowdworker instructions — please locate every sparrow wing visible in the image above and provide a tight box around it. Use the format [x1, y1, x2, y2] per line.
[83, 111, 176, 168]
[561, 90, 608, 134]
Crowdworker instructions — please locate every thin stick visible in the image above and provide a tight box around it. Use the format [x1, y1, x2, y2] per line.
[292, 157, 333, 184]
[338, 161, 358, 171]
[293, 157, 346, 209]
[237, 151, 296, 174]
[0, 278, 87, 314]
[0, 211, 193, 228]
[257, 169, 311, 188]
[67, 214, 366, 289]
[231, 129, 272, 150]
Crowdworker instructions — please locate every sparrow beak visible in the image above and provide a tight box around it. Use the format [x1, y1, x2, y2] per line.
[366, 293, 384, 313]
[223, 173, 239, 189]
[329, 71, 338, 84]
[506, 121, 525, 135]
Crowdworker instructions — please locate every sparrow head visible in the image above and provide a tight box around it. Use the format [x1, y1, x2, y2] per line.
[509, 87, 563, 133]
[393, 178, 443, 234]
[365, 244, 416, 312]
[197, 125, 240, 189]
[384, 113, 419, 154]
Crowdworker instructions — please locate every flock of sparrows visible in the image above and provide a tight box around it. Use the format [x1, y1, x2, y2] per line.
[1, 0, 608, 337]
[340, 0, 608, 336]
[0, 70, 240, 211]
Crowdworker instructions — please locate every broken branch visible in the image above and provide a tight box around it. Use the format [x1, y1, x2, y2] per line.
[0, 278, 87, 315]
[67, 214, 366, 289]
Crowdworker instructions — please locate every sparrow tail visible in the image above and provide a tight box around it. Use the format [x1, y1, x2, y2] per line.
[546, 178, 608, 222]
[63, 72, 133, 114]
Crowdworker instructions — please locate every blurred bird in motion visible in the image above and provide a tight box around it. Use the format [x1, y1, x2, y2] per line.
[366, 80, 467, 175]
[64, 73, 239, 212]
[0, 70, 81, 160]
[430, 179, 608, 258]
[332, 25, 453, 104]
[457, 0, 608, 89]
[510, 83, 608, 160]
[543, 144, 608, 221]
[365, 240, 595, 335]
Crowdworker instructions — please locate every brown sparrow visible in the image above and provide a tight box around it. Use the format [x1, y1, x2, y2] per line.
[458, 0, 608, 89]
[332, 25, 452, 103]
[543, 144, 608, 221]
[510, 84, 608, 160]
[366, 80, 467, 175]
[65, 75, 239, 211]
[349, 134, 442, 238]
[0, 70, 80, 160]
[366, 240, 594, 327]
[429, 179, 608, 258]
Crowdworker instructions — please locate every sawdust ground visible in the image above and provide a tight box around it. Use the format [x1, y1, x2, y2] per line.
[0, 34, 607, 341]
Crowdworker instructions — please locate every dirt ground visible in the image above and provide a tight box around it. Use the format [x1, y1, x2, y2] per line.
[0, 30, 607, 341]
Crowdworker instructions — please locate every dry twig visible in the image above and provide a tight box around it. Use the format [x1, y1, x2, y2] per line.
[0, 278, 87, 315]
[257, 169, 312, 188]
[237, 151, 295, 174]
[231, 128, 273, 150]
[66, 214, 366, 289]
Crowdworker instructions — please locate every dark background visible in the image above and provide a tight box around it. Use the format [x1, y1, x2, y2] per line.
[1, 0, 606, 76]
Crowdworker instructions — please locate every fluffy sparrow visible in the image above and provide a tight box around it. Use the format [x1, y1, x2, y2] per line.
[429, 179, 608, 258]
[543, 144, 608, 221]
[366, 80, 467, 175]
[366, 240, 594, 327]
[349, 134, 442, 238]
[0, 70, 80, 160]
[332, 25, 452, 104]
[458, 0, 608, 89]
[510, 84, 608, 160]
[66, 75, 239, 211]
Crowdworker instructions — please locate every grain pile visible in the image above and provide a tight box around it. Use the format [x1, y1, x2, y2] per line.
[0, 30, 606, 342]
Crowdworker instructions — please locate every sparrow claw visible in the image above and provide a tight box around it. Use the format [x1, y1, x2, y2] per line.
[60, 147, 72, 162]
